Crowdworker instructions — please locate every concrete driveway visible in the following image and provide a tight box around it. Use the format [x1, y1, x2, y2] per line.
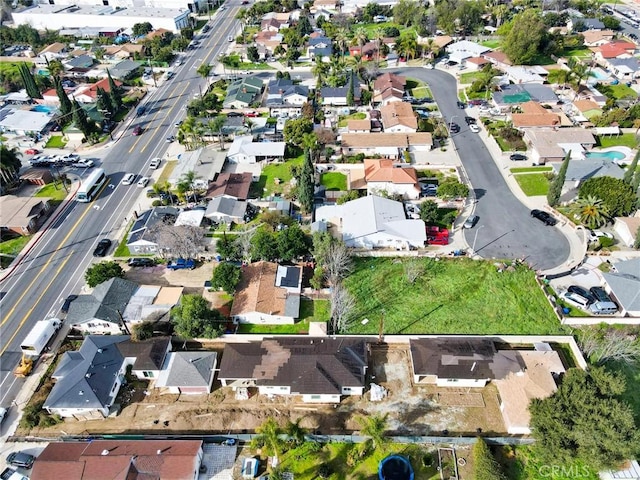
[395, 67, 570, 271]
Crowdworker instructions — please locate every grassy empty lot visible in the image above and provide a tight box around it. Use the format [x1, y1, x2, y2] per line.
[321, 172, 347, 191]
[514, 173, 550, 196]
[597, 133, 639, 148]
[338, 112, 366, 127]
[459, 71, 486, 84]
[344, 258, 563, 335]
[44, 136, 67, 148]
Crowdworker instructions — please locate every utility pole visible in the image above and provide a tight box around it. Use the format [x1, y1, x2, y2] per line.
[378, 309, 385, 344]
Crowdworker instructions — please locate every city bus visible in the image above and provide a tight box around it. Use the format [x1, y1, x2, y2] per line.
[76, 168, 107, 202]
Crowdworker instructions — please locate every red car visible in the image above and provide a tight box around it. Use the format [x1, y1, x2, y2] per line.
[132, 126, 142, 136]
[244, 111, 258, 117]
[25, 148, 40, 155]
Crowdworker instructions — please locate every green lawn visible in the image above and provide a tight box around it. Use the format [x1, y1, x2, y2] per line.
[236, 62, 275, 71]
[500, 445, 599, 480]
[410, 86, 433, 98]
[597, 133, 639, 148]
[0, 235, 31, 256]
[343, 258, 563, 335]
[510, 167, 553, 173]
[459, 71, 485, 84]
[609, 83, 637, 99]
[514, 173, 550, 196]
[44, 136, 67, 148]
[252, 154, 304, 197]
[564, 48, 592, 59]
[321, 172, 347, 191]
[338, 112, 366, 127]
[405, 77, 427, 90]
[235, 299, 329, 334]
[481, 40, 501, 49]
[113, 220, 134, 257]
[35, 182, 71, 201]
[278, 441, 439, 480]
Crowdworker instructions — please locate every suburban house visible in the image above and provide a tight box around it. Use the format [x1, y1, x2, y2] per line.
[254, 31, 283, 56]
[552, 158, 624, 200]
[602, 258, 640, 316]
[30, 440, 204, 480]
[492, 83, 558, 107]
[223, 76, 264, 109]
[446, 40, 491, 65]
[340, 132, 433, 157]
[523, 128, 596, 164]
[607, 58, 640, 81]
[122, 285, 183, 325]
[409, 337, 565, 434]
[347, 118, 372, 133]
[39, 42, 67, 60]
[483, 50, 513, 70]
[592, 40, 636, 63]
[227, 135, 286, 163]
[72, 77, 123, 104]
[67, 278, 139, 335]
[380, 102, 418, 133]
[373, 72, 406, 105]
[260, 11, 291, 31]
[127, 206, 179, 254]
[320, 86, 360, 106]
[572, 99, 603, 121]
[0, 196, 52, 235]
[266, 78, 309, 116]
[43, 336, 170, 419]
[580, 29, 615, 46]
[205, 172, 253, 200]
[568, 16, 604, 31]
[63, 54, 95, 73]
[231, 261, 302, 324]
[217, 337, 368, 403]
[363, 159, 421, 199]
[0, 106, 54, 135]
[204, 195, 249, 224]
[103, 43, 145, 61]
[511, 101, 562, 128]
[108, 59, 142, 80]
[155, 351, 218, 394]
[315, 195, 427, 249]
[505, 66, 547, 84]
[174, 209, 205, 228]
[613, 216, 640, 247]
[307, 35, 333, 59]
[464, 57, 490, 71]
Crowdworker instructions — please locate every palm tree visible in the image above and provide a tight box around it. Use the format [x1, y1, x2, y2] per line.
[372, 27, 385, 64]
[351, 27, 368, 47]
[312, 56, 330, 87]
[333, 29, 349, 57]
[47, 59, 64, 78]
[357, 413, 389, 451]
[179, 170, 202, 203]
[244, 118, 256, 133]
[547, 68, 574, 90]
[285, 419, 307, 446]
[208, 116, 226, 150]
[0, 146, 22, 193]
[571, 195, 610, 229]
[197, 63, 212, 80]
[251, 417, 284, 469]
[397, 34, 418, 61]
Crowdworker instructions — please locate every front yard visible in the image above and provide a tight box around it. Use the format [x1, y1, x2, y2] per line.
[344, 258, 563, 335]
[44, 136, 67, 148]
[513, 173, 550, 196]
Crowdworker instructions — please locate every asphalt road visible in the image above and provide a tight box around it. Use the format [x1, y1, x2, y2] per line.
[396, 67, 570, 270]
[0, 6, 241, 409]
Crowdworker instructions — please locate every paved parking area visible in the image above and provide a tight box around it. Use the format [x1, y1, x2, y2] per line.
[198, 444, 237, 480]
[0, 442, 47, 477]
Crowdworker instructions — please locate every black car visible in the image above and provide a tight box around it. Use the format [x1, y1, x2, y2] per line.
[456, 101, 466, 109]
[464, 116, 477, 125]
[510, 153, 527, 161]
[6, 452, 35, 469]
[567, 285, 596, 304]
[61, 294, 78, 313]
[449, 122, 460, 133]
[93, 238, 112, 257]
[530, 209, 557, 226]
[128, 258, 155, 267]
[227, 112, 244, 117]
[589, 286, 612, 303]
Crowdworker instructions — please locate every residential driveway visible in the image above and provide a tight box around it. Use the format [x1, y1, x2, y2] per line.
[395, 67, 570, 271]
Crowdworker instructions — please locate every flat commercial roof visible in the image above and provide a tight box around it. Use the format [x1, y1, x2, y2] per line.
[0, 107, 52, 133]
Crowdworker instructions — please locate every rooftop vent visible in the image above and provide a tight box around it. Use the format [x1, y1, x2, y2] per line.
[79, 390, 84, 395]
[101, 450, 110, 456]
[97, 348, 103, 353]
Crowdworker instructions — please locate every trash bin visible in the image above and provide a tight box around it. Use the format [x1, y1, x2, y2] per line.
[562, 307, 570, 315]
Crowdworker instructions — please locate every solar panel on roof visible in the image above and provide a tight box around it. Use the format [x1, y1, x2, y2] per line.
[280, 267, 299, 288]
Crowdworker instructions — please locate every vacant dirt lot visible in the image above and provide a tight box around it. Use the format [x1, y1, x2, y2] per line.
[27, 344, 505, 437]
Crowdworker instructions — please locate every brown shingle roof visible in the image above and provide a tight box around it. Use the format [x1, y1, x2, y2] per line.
[40, 42, 66, 54]
[347, 119, 371, 131]
[31, 440, 203, 480]
[230, 261, 287, 317]
[341, 132, 433, 148]
[573, 99, 601, 112]
[364, 159, 419, 184]
[373, 72, 406, 93]
[205, 172, 252, 200]
[380, 102, 418, 130]
[512, 113, 561, 128]
[483, 50, 513, 66]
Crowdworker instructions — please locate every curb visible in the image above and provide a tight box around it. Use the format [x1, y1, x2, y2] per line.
[0, 183, 80, 284]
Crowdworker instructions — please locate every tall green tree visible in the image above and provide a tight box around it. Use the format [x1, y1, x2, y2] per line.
[85, 261, 124, 288]
[171, 294, 223, 338]
[502, 10, 547, 64]
[346, 70, 355, 106]
[132, 22, 154, 36]
[623, 150, 639, 185]
[283, 118, 313, 146]
[579, 176, 636, 217]
[211, 262, 241, 294]
[547, 151, 570, 207]
[53, 76, 72, 119]
[250, 227, 278, 261]
[106, 69, 122, 112]
[473, 438, 506, 480]
[530, 367, 640, 470]
[298, 148, 315, 214]
[251, 417, 284, 467]
[72, 100, 94, 138]
[276, 223, 310, 260]
[96, 86, 114, 118]
[196, 63, 212, 79]
[209, 116, 226, 150]
[18, 62, 41, 99]
[356, 413, 389, 451]
[0, 146, 22, 191]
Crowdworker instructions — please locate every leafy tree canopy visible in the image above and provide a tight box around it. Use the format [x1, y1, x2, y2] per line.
[211, 262, 242, 294]
[283, 118, 313, 146]
[501, 10, 548, 64]
[171, 294, 223, 339]
[85, 261, 124, 288]
[579, 176, 637, 217]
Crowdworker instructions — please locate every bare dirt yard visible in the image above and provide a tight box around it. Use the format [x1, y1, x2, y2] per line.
[26, 344, 505, 438]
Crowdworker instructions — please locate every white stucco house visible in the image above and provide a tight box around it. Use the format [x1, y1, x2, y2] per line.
[227, 135, 286, 164]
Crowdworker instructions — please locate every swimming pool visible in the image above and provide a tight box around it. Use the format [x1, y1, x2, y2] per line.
[585, 151, 626, 160]
[31, 105, 54, 113]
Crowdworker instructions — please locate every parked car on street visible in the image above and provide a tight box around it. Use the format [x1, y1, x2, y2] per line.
[149, 158, 161, 169]
[457, 101, 466, 109]
[122, 173, 136, 185]
[469, 124, 480, 133]
[464, 116, 477, 125]
[137, 176, 150, 188]
[449, 123, 460, 134]
[72, 159, 94, 168]
[132, 126, 142, 136]
[61, 294, 78, 313]
[463, 215, 479, 229]
[530, 209, 557, 226]
[93, 238, 112, 257]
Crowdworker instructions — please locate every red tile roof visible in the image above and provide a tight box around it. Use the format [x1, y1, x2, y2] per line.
[364, 158, 419, 184]
[380, 101, 418, 130]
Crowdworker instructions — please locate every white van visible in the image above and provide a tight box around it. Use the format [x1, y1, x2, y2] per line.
[562, 291, 590, 309]
[589, 301, 618, 315]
